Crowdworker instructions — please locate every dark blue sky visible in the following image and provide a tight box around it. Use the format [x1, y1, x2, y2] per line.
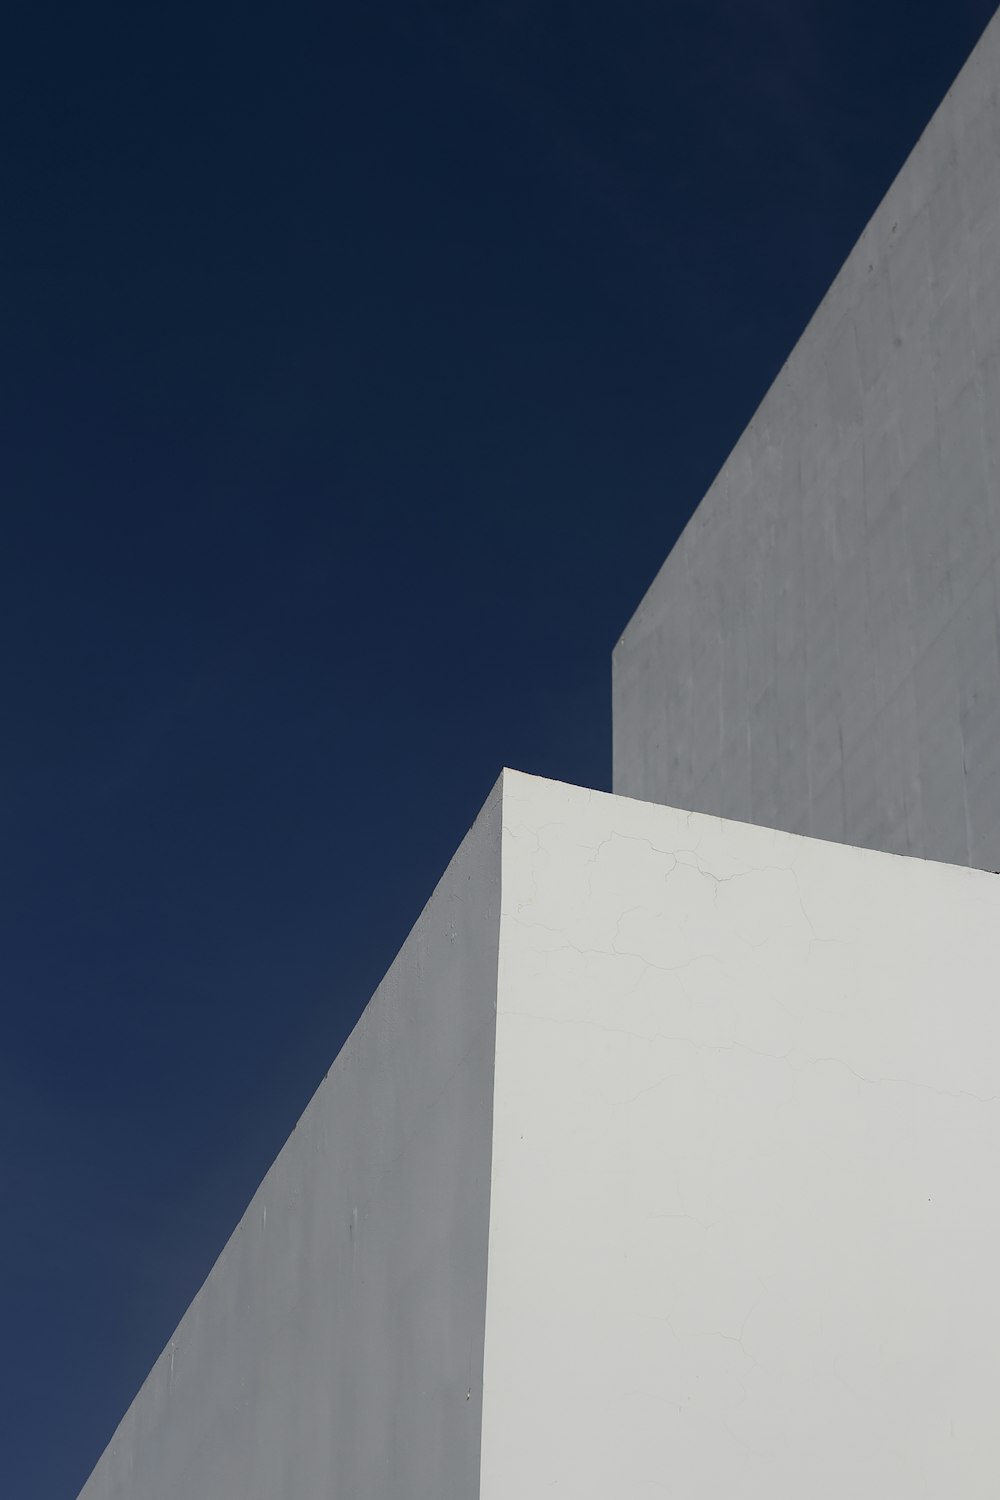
[3, 2, 996, 1494]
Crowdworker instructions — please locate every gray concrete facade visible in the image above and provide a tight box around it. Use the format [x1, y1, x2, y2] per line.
[79, 777, 502, 1500]
[613, 9, 1000, 867]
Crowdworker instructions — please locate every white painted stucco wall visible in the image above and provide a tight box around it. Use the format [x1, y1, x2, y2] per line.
[482, 771, 1000, 1498]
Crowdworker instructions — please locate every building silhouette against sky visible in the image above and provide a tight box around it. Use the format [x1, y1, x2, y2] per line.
[80, 11, 1000, 1498]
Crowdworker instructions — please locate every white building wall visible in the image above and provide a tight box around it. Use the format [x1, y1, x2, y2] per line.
[78, 771, 1000, 1497]
[613, 8, 1000, 869]
[482, 771, 1000, 1498]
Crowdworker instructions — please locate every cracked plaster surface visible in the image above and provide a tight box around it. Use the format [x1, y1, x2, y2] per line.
[479, 770, 1000, 1499]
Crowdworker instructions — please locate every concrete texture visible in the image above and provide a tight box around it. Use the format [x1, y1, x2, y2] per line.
[613, 8, 1000, 868]
[79, 772, 1000, 1496]
[78, 776, 503, 1500]
[484, 771, 1000, 1497]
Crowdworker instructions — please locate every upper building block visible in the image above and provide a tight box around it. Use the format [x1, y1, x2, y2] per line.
[613, 9, 1000, 868]
[80, 771, 1000, 1498]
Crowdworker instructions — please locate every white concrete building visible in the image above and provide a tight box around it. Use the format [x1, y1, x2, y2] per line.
[80, 9, 1000, 1497]
[80, 772, 1000, 1497]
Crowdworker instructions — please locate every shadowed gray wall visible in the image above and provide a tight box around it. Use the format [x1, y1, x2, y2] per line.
[78, 777, 502, 1500]
[614, 9, 1000, 868]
